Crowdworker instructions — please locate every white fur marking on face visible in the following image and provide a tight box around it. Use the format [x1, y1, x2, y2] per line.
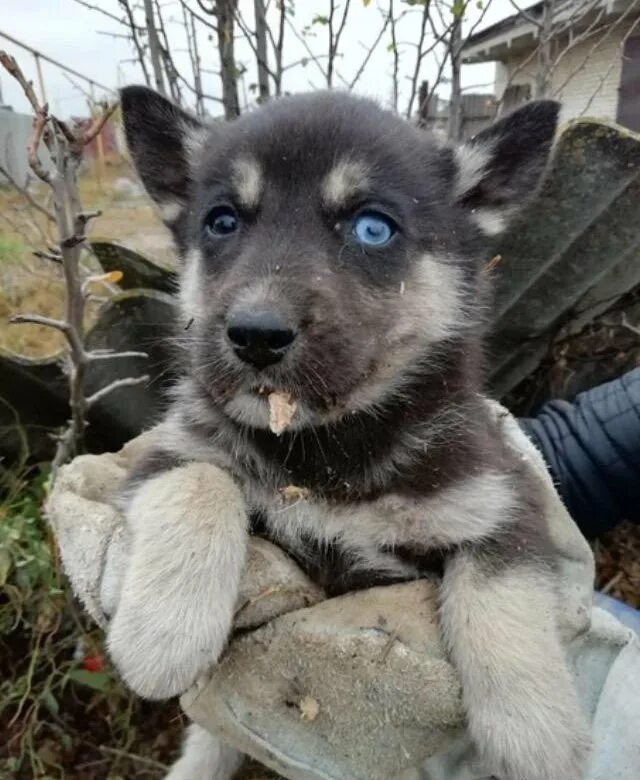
[231, 156, 263, 209]
[157, 200, 183, 223]
[341, 253, 472, 418]
[453, 143, 492, 200]
[179, 247, 207, 323]
[322, 159, 370, 208]
[471, 207, 507, 236]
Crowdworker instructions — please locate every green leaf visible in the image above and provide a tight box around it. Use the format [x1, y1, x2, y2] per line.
[312, 14, 330, 25]
[42, 689, 59, 717]
[362, 0, 372, 6]
[452, 0, 465, 18]
[68, 669, 111, 692]
[0, 549, 11, 586]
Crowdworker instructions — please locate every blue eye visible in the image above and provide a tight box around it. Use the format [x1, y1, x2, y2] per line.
[205, 206, 238, 236]
[352, 211, 396, 246]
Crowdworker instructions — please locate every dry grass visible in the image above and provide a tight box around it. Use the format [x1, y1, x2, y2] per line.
[0, 156, 173, 358]
[594, 521, 640, 609]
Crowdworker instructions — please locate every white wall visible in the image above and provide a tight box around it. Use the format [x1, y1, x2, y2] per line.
[497, 18, 638, 124]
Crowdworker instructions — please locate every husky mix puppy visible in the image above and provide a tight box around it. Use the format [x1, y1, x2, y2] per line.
[108, 86, 590, 780]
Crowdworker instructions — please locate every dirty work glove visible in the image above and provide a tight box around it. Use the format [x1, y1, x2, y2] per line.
[45, 403, 640, 780]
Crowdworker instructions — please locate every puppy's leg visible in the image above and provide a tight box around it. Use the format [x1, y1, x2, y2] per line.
[165, 724, 244, 780]
[108, 462, 247, 699]
[439, 547, 591, 780]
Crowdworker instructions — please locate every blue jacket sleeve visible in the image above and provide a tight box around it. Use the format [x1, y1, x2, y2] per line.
[519, 368, 640, 538]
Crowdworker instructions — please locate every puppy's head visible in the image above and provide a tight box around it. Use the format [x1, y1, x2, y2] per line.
[121, 88, 558, 431]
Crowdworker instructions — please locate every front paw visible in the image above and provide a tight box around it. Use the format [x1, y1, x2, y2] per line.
[107, 462, 247, 699]
[107, 589, 234, 699]
[470, 704, 591, 780]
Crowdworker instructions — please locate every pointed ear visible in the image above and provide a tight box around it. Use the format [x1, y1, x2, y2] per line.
[452, 100, 560, 237]
[120, 86, 206, 225]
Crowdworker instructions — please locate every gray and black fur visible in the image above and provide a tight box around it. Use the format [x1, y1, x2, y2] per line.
[109, 86, 591, 780]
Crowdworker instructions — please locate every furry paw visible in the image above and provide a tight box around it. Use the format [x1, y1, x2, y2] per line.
[107, 462, 247, 699]
[470, 703, 591, 780]
[165, 724, 243, 780]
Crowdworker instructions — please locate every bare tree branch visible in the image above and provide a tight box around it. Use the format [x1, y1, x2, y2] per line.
[389, 0, 400, 112]
[143, 0, 168, 95]
[553, 0, 640, 97]
[79, 103, 118, 146]
[406, 1, 432, 119]
[285, 15, 328, 81]
[27, 105, 52, 183]
[0, 162, 55, 221]
[327, 0, 352, 88]
[87, 349, 149, 361]
[580, 11, 640, 116]
[119, 0, 152, 84]
[85, 375, 150, 407]
[348, 4, 391, 91]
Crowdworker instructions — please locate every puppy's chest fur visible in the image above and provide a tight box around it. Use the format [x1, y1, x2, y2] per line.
[187, 406, 524, 596]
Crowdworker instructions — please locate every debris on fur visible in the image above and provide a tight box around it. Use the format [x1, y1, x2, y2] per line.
[279, 485, 310, 503]
[299, 695, 320, 721]
[268, 391, 297, 435]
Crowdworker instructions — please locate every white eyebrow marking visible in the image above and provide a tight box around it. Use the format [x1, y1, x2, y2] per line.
[157, 200, 183, 223]
[322, 159, 370, 208]
[231, 156, 263, 209]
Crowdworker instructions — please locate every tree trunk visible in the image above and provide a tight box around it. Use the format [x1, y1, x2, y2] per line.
[274, 0, 286, 96]
[254, 0, 271, 102]
[215, 0, 241, 118]
[448, 14, 463, 142]
[191, 12, 205, 117]
[143, 0, 167, 96]
[536, 0, 556, 98]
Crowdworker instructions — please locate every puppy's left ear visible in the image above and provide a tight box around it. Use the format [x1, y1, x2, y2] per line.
[452, 100, 560, 237]
[120, 85, 206, 227]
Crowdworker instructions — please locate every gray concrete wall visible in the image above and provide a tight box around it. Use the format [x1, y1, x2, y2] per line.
[0, 107, 51, 188]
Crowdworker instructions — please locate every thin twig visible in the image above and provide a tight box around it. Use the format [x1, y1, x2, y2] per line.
[98, 745, 168, 771]
[85, 375, 150, 407]
[79, 103, 118, 146]
[87, 350, 149, 361]
[0, 162, 55, 221]
[0, 51, 42, 115]
[9, 314, 69, 333]
[348, 5, 391, 90]
[27, 106, 52, 183]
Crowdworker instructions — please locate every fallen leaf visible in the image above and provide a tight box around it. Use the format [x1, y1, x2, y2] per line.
[299, 695, 320, 721]
[268, 391, 297, 435]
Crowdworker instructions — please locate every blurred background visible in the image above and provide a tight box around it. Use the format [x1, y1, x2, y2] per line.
[0, 1, 639, 778]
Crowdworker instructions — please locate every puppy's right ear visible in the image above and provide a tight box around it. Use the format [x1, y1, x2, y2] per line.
[120, 86, 205, 225]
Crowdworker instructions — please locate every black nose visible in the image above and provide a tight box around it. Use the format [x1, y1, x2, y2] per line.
[226, 310, 296, 369]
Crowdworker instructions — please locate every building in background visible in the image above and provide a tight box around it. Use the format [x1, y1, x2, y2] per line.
[461, 0, 640, 131]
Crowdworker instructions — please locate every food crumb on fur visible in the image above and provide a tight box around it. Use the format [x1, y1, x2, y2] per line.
[279, 485, 310, 503]
[268, 391, 297, 435]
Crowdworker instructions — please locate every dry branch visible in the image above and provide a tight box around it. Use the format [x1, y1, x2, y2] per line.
[27, 105, 52, 183]
[85, 375, 151, 408]
[0, 162, 56, 221]
[1, 52, 145, 474]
